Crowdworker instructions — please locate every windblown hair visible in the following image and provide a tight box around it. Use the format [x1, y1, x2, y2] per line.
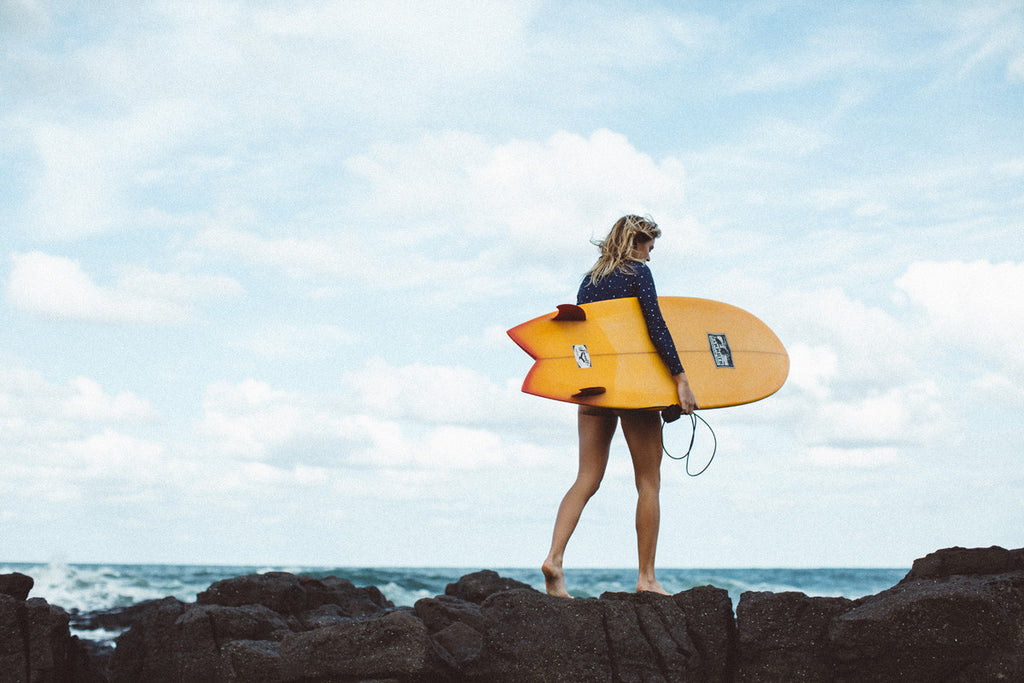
[585, 215, 661, 284]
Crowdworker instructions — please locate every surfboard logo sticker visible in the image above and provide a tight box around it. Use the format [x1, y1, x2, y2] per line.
[708, 334, 734, 368]
[573, 344, 592, 369]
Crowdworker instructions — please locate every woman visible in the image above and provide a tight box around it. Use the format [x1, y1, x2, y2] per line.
[541, 215, 698, 598]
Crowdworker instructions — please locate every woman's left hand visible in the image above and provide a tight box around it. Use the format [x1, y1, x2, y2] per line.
[673, 373, 698, 415]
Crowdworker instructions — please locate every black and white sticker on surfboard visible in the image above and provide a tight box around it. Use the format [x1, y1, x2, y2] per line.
[707, 334, 734, 368]
[573, 344, 592, 369]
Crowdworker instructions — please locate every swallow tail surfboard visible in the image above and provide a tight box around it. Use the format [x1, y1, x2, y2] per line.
[507, 296, 788, 410]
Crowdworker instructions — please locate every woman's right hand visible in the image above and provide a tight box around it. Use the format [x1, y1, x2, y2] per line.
[673, 373, 698, 415]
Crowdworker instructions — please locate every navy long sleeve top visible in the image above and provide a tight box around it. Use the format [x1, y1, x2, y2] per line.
[577, 262, 685, 375]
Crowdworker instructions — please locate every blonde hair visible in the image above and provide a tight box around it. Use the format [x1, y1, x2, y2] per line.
[585, 215, 661, 284]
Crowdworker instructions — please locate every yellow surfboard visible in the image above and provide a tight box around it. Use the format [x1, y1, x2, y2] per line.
[507, 297, 788, 410]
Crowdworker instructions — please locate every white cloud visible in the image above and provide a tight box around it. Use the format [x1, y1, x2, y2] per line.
[808, 381, 946, 449]
[62, 377, 156, 422]
[198, 362, 562, 471]
[343, 357, 554, 430]
[786, 343, 839, 400]
[775, 287, 912, 389]
[60, 428, 166, 484]
[0, 365, 154, 431]
[6, 251, 241, 324]
[199, 379, 337, 460]
[23, 100, 206, 240]
[191, 128, 700, 301]
[896, 260, 1024, 373]
[348, 129, 693, 248]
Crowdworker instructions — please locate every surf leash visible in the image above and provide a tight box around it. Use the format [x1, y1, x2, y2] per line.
[661, 407, 717, 476]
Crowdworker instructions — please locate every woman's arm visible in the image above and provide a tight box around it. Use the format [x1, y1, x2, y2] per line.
[634, 265, 698, 413]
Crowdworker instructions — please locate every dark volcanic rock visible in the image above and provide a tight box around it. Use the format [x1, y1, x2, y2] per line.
[444, 569, 538, 604]
[829, 547, 1024, 682]
[197, 571, 392, 618]
[109, 574, 398, 682]
[414, 594, 487, 668]
[11, 546, 1024, 682]
[0, 590, 106, 683]
[69, 598, 165, 634]
[470, 586, 735, 682]
[900, 545, 1024, 583]
[278, 609, 439, 682]
[735, 591, 854, 681]
[0, 572, 34, 601]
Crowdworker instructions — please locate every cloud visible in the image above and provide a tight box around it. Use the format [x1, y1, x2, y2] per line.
[62, 377, 156, 422]
[198, 360, 562, 471]
[774, 286, 913, 391]
[22, 100, 206, 241]
[807, 381, 946, 449]
[190, 128, 700, 303]
[0, 365, 155, 431]
[941, 1, 1024, 81]
[6, 251, 242, 324]
[348, 129, 693, 246]
[896, 260, 1024, 373]
[343, 357, 552, 430]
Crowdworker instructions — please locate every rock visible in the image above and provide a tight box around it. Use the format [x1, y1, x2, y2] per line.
[14, 547, 1024, 682]
[473, 589, 611, 681]
[0, 572, 34, 601]
[414, 594, 487, 668]
[278, 609, 439, 682]
[729, 546, 1024, 682]
[107, 597, 188, 683]
[414, 593, 486, 634]
[900, 545, 1024, 583]
[829, 548, 1024, 682]
[431, 621, 484, 669]
[468, 586, 735, 682]
[109, 574, 400, 682]
[444, 569, 538, 604]
[735, 591, 854, 681]
[664, 585, 737, 682]
[195, 572, 307, 614]
[196, 572, 392, 618]
[68, 598, 166, 634]
[0, 592, 107, 683]
[109, 599, 296, 682]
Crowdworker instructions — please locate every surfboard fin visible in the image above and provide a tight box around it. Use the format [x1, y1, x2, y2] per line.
[553, 304, 586, 321]
[572, 386, 606, 398]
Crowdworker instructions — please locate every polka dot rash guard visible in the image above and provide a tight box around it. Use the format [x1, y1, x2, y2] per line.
[577, 262, 685, 376]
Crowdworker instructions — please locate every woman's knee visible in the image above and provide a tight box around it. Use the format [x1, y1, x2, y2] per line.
[574, 476, 602, 499]
[634, 471, 660, 495]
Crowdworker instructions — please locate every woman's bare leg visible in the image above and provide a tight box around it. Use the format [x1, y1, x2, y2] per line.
[620, 410, 670, 595]
[542, 407, 616, 597]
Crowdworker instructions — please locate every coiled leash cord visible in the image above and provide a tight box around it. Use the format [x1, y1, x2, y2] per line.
[661, 406, 717, 477]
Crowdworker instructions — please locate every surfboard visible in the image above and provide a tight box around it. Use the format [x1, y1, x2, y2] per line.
[507, 297, 788, 410]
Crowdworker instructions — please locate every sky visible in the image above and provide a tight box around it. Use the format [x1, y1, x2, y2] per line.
[1, 0, 1022, 570]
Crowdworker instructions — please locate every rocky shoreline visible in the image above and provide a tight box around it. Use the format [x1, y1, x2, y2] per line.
[2, 545, 1022, 682]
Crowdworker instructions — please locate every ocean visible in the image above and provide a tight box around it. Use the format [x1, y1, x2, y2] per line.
[2, 561, 908, 645]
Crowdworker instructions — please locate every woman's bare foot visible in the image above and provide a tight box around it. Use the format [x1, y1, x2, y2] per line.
[542, 559, 572, 598]
[636, 578, 671, 595]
